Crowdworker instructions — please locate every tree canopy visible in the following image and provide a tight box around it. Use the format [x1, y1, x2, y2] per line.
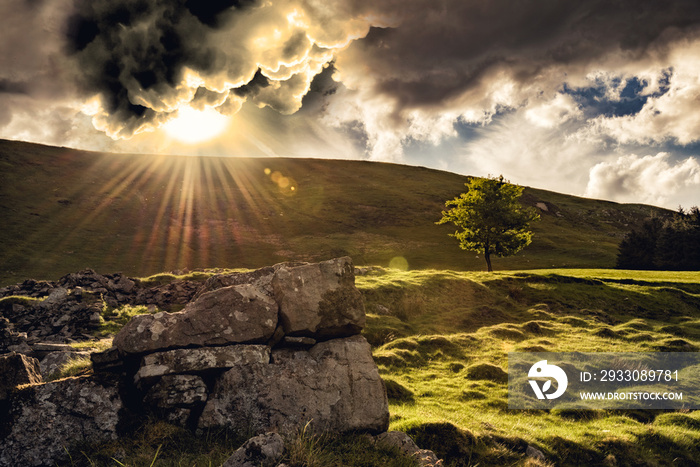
[437, 175, 540, 272]
[617, 206, 700, 270]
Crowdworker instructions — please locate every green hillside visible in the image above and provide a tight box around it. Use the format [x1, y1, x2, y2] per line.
[59, 267, 700, 466]
[0, 139, 668, 285]
[361, 267, 700, 466]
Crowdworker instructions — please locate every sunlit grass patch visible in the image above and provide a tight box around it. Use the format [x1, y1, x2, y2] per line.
[46, 356, 93, 382]
[137, 268, 246, 287]
[0, 295, 44, 306]
[363, 313, 415, 347]
[98, 304, 156, 336]
[69, 338, 113, 352]
[363, 267, 700, 465]
[655, 413, 700, 430]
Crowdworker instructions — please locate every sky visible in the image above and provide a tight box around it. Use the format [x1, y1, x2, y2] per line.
[2, 0, 700, 209]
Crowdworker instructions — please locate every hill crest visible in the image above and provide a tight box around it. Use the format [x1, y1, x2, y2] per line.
[0, 138, 669, 285]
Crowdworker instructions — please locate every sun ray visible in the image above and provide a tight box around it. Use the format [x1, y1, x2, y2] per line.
[32, 154, 159, 267]
[145, 158, 185, 272]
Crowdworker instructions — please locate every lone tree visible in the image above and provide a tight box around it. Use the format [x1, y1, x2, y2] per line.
[437, 175, 540, 272]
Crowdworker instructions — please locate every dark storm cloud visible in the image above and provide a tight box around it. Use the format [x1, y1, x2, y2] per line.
[4, 0, 700, 149]
[231, 69, 270, 98]
[339, 0, 700, 111]
[184, 0, 256, 27]
[60, 0, 366, 138]
[0, 79, 31, 95]
[0, 0, 85, 135]
[65, 0, 246, 137]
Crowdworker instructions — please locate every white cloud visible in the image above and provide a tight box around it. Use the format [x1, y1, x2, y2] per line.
[525, 93, 582, 128]
[584, 153, 700, 206]
[582, 37, 700, 146]
[458, 109, 601, 194]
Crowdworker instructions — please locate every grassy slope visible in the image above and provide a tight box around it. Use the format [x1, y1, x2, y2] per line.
[360, 268, 700, 466]
[0, 139, 669, 286]
[60, 267, 700, 466]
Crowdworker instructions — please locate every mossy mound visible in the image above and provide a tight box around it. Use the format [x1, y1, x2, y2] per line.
[464, 363, 508, 384]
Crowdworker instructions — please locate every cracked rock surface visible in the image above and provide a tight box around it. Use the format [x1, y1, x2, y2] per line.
[114, 284, 278, 354]
[199, 335, 389, 435]
[0, 377, 123, 467]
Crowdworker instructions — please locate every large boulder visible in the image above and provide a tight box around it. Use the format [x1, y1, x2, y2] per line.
[0, 352, 42, 401]
[113, 284, 278, 354]
[271, 257, 365, 339]
[143, 374, 209, 426]
[198, 335, 389, 435]
[0, 377, 123, 467]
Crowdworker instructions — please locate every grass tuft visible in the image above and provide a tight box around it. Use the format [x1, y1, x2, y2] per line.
[384, 378, 415, 403]
[69, 338, 113, 352]
[98, 304, 156, 336]
[464, 363, 509, 383]
[405, 422, 476, 465]
[46, 356, 93, 382]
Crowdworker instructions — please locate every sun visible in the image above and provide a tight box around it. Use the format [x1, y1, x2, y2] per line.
[163, 106, 230, 144]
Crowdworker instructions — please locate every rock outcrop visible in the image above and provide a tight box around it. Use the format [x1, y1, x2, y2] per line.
[134, 344, 270, 384]
[120, 257, 386, 436]
[272, 259, 365, 338]
[0, 269, 202, 351]
[0, 377, 123, 467]
[0, 257, 392, 466]
[114, 285, 278, 354]
[199, 335, 389, 434]
[0, 353, 42, 401]
[376, 431, 444, 467]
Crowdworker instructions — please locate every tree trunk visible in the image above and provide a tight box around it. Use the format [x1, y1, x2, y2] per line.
[485, 251, 493, 272]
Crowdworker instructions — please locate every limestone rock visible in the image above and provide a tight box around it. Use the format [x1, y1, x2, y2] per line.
[376, 431, 420, 452]
[163, 407, 194, 426]
[38, 287, 68, 309]
[0, 317, 27, 354]
[0, 352, 42, 400]
[199, 335, 388, 435]
[144, 374, 208, 408]
[0, 376, 123, 467]
[31, 342, 75, 359]
[113, 284, 278, 354]
[222, 432, 284, 467]
[135, 345, 270, 384]
[526, 445, 546, 461]
[271, 257, 365, 339]
[376, 431, 443, 467]
[281, 336, 317, 347]
[195, 266, 277, 299]
[90, 346, 123, 372]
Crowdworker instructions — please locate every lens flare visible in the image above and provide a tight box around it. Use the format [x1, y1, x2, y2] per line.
[389, 256, 409, 270]
[266, 169, 298, 196]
